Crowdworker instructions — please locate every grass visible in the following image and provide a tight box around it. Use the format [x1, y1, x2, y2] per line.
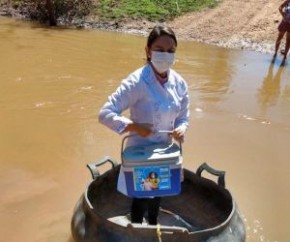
[95, 0, 218, 22]
[3, 0, 219, 23]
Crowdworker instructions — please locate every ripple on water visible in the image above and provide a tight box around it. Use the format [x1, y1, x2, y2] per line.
[237, 113, 271, 125]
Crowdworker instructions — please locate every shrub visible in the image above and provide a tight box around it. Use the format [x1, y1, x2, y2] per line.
[19, 0, 95, 25]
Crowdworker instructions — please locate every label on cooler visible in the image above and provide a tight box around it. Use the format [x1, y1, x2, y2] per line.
[133, 165, 171, 191]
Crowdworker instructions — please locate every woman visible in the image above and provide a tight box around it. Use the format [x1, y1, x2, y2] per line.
[98, 25, 190, 225]
[274, 0, 290, 64]
[144, 172, 160, 190]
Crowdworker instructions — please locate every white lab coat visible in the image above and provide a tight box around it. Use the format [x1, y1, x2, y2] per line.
[99, 64, 189, 195]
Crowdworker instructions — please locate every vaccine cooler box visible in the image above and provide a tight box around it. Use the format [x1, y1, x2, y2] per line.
[121, 140, 182, 198]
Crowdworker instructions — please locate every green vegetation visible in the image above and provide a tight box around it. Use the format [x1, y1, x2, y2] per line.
[2, 0, 218, 25]
[96, 0, 218, 21]
[10, 0, 94, 25]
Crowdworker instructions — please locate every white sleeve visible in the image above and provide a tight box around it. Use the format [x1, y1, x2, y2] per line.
[98, 76, 141, 134]
[174, 80, 190, 131]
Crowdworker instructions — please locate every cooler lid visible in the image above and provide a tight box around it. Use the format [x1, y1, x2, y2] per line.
[122, 143, 181, 163]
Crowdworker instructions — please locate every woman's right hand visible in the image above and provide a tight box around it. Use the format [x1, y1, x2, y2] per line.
[172, 126, 186, 143]
[124, 123, 154, 137]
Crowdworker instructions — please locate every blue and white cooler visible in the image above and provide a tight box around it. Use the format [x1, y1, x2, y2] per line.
[121, 139, 183, 198]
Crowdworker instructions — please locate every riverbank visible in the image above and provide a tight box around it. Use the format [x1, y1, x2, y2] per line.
[0, 0, 285, 54]
[112, 0, 282, 55]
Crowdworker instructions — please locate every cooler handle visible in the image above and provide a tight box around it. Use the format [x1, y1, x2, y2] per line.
[196, 162, 226, 188]
[120, 131, 182, 164]
[87, 156, 118, 180]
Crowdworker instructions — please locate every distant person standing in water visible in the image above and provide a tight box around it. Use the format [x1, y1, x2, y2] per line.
[274, 0, 290, 64]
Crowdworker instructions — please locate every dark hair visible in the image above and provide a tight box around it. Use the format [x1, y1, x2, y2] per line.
[146, 25, 177, 61]
[148, 171, 158, 178]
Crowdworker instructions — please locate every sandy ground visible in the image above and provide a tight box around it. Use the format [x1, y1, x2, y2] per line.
[169, 0, 282, 54]
[0, 0, 285, 54]
[120, 0, 283, 54]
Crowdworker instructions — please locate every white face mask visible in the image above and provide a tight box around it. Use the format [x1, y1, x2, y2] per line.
[150, 51, 175, 74]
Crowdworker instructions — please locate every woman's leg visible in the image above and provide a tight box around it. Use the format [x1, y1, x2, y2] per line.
[283, 32, 290, 61]
[131, 198, 147, 223]
[274, 31, 286, 57]
[147, 197, 161, 225]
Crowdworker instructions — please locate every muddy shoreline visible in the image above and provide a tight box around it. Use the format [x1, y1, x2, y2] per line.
[63, 18, 278, 55]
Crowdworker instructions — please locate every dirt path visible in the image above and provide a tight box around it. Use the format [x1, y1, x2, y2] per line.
[169, 0, 282, 54]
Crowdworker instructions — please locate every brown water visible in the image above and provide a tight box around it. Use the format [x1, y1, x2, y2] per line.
[0, 17, 290, 242]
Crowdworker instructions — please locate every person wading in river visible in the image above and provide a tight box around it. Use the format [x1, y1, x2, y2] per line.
[274, 0, 290, 65]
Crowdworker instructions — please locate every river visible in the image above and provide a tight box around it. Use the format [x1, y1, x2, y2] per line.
[0, 17, 290, 242]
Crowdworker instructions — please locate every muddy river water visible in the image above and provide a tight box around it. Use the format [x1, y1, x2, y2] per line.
[0, 17, 290, 242]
